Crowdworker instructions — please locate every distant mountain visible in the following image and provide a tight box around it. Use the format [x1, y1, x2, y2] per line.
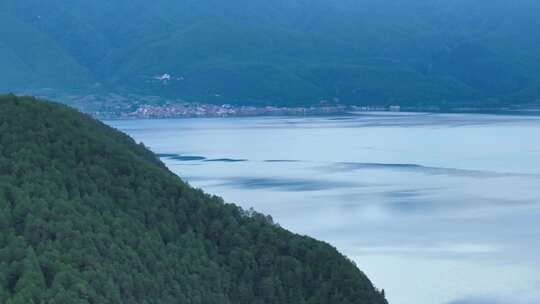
[0, 94, 387, 303]
[2, 0, 540, 107]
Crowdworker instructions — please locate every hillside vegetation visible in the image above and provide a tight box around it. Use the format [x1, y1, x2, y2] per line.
[0, 95, 387, 304]
[2, 0, 540, 106]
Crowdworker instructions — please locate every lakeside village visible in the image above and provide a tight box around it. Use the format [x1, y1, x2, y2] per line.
[90, 102, 402, 119]
[24, 90, 406, 119]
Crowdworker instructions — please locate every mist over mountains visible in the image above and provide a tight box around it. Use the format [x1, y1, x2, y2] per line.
[2, 0, 540, 107]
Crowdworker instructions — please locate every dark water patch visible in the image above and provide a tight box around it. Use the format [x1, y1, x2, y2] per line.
[328, 162, 540, 179]
[384, 199, 435, 215]
[326, 117, 356, 121]
[205, 158, 248, 162]
[384, 189, 424, 199]
[352, 163, 423, 169]
[218, 177, 355, 192]
[158, 153, 206, 161]
[157, 153, 178, 158]
[170, 155, 206, 161]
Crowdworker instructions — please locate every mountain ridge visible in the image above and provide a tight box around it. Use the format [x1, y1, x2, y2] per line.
[2, 0, 540, 107]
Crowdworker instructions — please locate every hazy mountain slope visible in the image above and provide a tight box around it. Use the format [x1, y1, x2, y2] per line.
[2, 0, 540, 106]
[0, 94, 387, 304]
[0, 12, 93, 92]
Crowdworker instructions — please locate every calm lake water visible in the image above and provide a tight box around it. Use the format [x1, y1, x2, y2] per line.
[108, 112, 540, 304]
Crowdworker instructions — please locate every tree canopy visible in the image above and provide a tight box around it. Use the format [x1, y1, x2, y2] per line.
[0, 95, 387, 304]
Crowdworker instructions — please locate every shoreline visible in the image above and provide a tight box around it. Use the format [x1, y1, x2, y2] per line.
[93, 105, 540, 120]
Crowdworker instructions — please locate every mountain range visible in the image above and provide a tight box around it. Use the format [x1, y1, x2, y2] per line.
[2, 0, 540, 107]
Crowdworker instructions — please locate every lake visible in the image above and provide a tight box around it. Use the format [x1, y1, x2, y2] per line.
[108, 112, 540, 304]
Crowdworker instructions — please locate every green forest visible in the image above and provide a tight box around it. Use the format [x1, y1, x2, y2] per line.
[0, 94, 388, 303]
[1, 0, 540, 107]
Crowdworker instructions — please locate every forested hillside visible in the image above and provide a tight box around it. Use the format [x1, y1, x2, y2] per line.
[0, 95, 387, 304]
[2, 0, 540, 107]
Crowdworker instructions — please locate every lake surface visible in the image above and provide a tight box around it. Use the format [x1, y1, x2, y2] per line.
[108, 112, 540, 304]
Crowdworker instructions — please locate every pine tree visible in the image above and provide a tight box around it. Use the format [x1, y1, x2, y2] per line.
[11, 247, 46, 303]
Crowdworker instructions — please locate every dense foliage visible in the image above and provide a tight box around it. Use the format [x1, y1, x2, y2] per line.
[0, 95, 387, 304]
[1, 0, 540, 107]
